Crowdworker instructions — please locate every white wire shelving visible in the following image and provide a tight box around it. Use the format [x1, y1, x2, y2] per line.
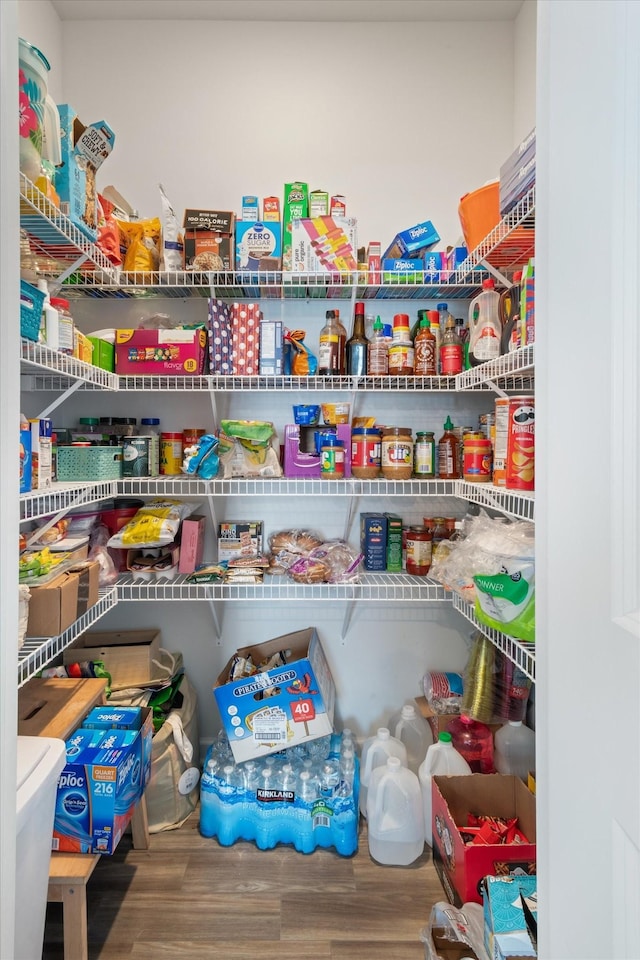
[116, 573, 450, 602]
[456, 187, 535, 278]
[18, 586, 118, 688]
[20, 480, 119, 523]
[20, 338, 120, 391]
[452, 593, 535, 682]
[116, 373, 468, 393]
[118, 477, 460, 498]
[456, 344, 534, 391]
[456, 482, 534, 522]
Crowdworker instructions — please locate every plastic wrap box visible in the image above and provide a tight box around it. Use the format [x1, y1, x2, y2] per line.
[214, 627, 336, 763]
[64, 629, 161, 688]
[432, 774, 536, 907]
[51, 706, 153, 854]
[115, 327, 207, 376]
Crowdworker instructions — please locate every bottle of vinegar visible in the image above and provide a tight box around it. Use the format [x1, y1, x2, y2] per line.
[346, 300, 369, 375]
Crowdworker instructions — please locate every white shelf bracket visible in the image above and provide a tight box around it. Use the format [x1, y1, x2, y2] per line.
[207, 599, 222, 642]
[480, 260, 511, 287]
[343, 494, 359, 543]
[55, 252, 90, 286]
[36, 377, 84, 419]
[341, 599, 357, 642]
[485, 378, 509, 399]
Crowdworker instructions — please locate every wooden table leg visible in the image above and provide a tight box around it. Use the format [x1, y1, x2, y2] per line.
[131, 793, 150, 850]
[48, 880, 89, 960]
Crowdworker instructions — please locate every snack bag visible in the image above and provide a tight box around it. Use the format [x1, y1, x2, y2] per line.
[217, 420, 282, 479]
[118, 217, 161, 272]
[284, 329, 318, 375]
[159, 183, 183, 271]
[96, 194, 122, 266]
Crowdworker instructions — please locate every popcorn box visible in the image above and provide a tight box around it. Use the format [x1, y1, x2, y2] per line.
[231, 302, 262, 375]
[291, 216, 358, 273]
[115, 327, 207, 375]
[207, 299, 233, 375]
[213, 627, 336, 763]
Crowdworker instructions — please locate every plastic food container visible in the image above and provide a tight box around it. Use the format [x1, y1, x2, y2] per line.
[293, 404, 321, 425]
[321, 402, 350, 425]
[458, 181, 501, 252]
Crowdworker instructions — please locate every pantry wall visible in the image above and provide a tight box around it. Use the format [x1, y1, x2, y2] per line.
[16, 0, 537, 746]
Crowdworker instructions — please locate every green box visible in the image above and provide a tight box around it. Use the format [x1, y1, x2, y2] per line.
[88, 337, 115, 372]
[282, 181, 308, 271]
[385, 514, 403, 572]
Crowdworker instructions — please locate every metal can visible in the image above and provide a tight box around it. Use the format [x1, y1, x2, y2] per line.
[160, 432, 183, 475]
[505, 395, 535, 490]
[406, 525, 432, 576]
[183, 427, 206, 448]
[492, 397, 510, 486]
[413, 431, 435, 478]
[463, 434, 493, 483]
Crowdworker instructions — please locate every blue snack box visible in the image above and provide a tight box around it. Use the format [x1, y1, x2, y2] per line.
[360, 513, 388, 571]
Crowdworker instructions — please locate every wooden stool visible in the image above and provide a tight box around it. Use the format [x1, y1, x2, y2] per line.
[48, 853, 99, 960]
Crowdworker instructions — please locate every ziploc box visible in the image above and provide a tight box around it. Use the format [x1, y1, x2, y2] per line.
[382, 258, 423, 282]
[282, 182, 308, 270]
[431, 774, 536, 907]
[291, 216, 358, 273]
[115, 327, 207, 375]
[83, 706, 145, 731]
[52, 707, 153, 854]
[483, 875, 537, 960]
[382, 219, 440, 260]
[55, 106, 115, 241]
[183, 209, 235, 270]
[214, 627, 336, 763]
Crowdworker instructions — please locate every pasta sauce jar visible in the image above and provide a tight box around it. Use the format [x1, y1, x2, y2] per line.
[406, 525, 432, 576]
[381, 427, 413, 480]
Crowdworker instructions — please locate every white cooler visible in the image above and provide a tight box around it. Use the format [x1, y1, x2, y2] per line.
[15, 735, 66, 960]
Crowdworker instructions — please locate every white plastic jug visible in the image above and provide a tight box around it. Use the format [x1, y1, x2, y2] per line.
[359, 727, 407, 818]
[388, 702, 434, 775]
[468, 277, 501, 365]
[19, 38, 62, 182]
[494, 720, 536, 781]
[418, 731, 471, 845]
[366, 756, 424, 865]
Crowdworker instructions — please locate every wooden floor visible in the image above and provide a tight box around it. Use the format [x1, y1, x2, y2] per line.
[42, 809, 445, 960]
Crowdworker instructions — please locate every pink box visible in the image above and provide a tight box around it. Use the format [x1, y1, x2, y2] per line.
[284, 424, 351, 478]
[231, 302, 261, 375]
[178, 515, 206, 574]
[115, 328, 207, 375]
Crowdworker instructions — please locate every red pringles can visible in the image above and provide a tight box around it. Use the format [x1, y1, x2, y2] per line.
[505, 395, 535, 490]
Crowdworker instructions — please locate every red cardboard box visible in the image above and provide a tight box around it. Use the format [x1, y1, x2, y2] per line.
[432, 774, 536, 907]
[115, 328, 207, 376]
[178, 515, 206, 574]
[231, 302, 261, 375]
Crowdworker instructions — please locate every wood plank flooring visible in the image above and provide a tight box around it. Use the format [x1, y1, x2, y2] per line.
[42, 811, 446, 960]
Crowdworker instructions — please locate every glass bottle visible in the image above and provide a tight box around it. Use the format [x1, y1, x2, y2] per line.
[318, 309, 344, 376]
[367, 315, 389, 375]
[334, 308, 348, 374]
[413, 314, 437, 376]
[440, 315, 463, 375]
[346, 300, 369, 376]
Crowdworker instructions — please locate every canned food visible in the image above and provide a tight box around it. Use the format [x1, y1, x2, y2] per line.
[506, 395, 535, 490]
[160, 432, 183, 475]
[463, 435, 493, 483]
[492, 397, 510, 486]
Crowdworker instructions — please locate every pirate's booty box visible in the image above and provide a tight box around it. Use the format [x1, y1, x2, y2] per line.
[213, 627, 336, 763]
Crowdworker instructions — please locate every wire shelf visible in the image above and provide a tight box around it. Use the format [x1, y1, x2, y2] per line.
[457, 187, 536, 277]
[20, 339, 120, 390]
[20, 174, 116, 277]
[116, 573, 450, 602]
[117, 373, 475, 393]
[456, 482, 535, 521]
[18, 587, 118, 688]
[20, 481, 118, 523]
[58, 268, 489, 302]
[117, 477, 460, 497]
[452, 594, 535, 682]
[456, 345, 534, 390]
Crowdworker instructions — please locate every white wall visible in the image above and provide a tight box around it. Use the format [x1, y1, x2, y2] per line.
[18, 0, 63, 101]
[513, 0, 537, 145]
[59, 17, 517, 249]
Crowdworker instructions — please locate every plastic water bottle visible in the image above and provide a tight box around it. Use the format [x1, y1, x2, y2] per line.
[447, 715, 495, 773]
[216, 762, 244, 846]
[418, 732, 472, 845]
[359, 727, 408, 817]
[494, 720, 536, 781]
[199, 749, 221, 838]
[366, 756, 424, 865]
[387, 703, 434, 775]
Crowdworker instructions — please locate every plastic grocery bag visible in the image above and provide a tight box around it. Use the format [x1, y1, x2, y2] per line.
[217, 420, 282, 478]
[107, 499, 200, 548]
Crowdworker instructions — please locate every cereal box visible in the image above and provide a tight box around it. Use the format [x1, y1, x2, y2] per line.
[282, 182, 309, 271]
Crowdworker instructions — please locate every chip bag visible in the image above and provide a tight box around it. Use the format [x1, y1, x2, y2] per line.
[118, 217, 161, 272]
[284, 329, 318, 375]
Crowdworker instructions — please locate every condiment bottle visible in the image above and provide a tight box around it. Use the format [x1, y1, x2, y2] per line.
[413, 431, 435, 478]
[437, 416, 460, 479]
[334, 309, 348, 373]
[318, 309, 345, 376]
[346, 301, 369, 376]
[388, 313, 414, 375]
[413, 313, 437, 376]
[468, 278, 501, 365]
[440, 315, 463, 375]
[367, 316, 389, 375]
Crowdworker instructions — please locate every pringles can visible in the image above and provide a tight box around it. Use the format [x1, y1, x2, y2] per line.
[505, 395, 535, 490]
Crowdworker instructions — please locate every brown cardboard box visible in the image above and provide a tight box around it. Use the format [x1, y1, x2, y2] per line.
[26, 570, 79, 638]
[416, 695, 502, 742]
[70, 561, 99, 616]
[64, 629, 161, 688]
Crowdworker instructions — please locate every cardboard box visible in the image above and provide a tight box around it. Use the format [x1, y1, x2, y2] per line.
[262, 196, 280, 222]
[115, 327, 207, 376]
[241, 195, 259, 221]
[19, 427, 32, 494]
[52, 706, 153, 854]
[309, 189, 329, 217]
[360, 513, 387, 571]
[25, 561, 99, 638]
[432, 774, 536, 907]
[214, 627, 336, 763]
[282, 182, 309, 270]
[88, 336, 115, 372]
[183, 208, 235, 270]
[55, 105, 115, 241]
[382, 219, 440, 260]
[382, 257, 424, 282]
[483, 875, 537, 960]
[178, 514, 206, 574]
[291, 216, 358, 273]
[218, 521, 263, 562]
[64, 629, 161, 688]
[235, 221, 281, 271]
[259, 319, 284, 375]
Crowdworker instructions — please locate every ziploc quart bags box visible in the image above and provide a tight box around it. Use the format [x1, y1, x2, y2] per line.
[52, 707, 152, 854]
[214, 627, 336, 763]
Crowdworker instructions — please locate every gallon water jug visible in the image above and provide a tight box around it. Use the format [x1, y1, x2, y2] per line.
[359, 727, 407, 817]
[19, 38, 62, 182]
[418, 732, 471, 845]
[494, 720, 536, 781]
[367, 756, 424, 865]
[387, 703, 433, 775]
[447, 714, 495, 773]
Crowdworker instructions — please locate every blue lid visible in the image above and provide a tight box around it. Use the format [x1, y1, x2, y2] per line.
[352, 427, 381, 436]
[437, 302, 448, 310]
[322, 436, 344, 447]
[141, 418, 160, 425]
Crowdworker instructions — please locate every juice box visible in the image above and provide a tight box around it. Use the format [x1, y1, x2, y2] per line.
[282, 182, 309, 270]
